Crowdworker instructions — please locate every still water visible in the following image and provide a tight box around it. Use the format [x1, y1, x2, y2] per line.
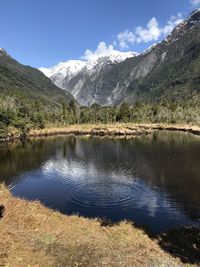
[0, 131, 200, 233]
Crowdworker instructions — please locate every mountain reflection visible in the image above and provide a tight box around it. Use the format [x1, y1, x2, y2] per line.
[0, 131, 200, 233]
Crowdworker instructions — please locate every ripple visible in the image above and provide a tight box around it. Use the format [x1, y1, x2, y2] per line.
[70, 182, 141, 208]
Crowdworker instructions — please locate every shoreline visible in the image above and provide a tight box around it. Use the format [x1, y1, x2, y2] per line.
[1, 185, 198, 266]
[30, 123, 200, 138]
[1, 123, 200, 143]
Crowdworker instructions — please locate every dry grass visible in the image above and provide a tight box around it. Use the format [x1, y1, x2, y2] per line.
[29, 123, 150, 138]
[29, 123, 200, 138]
[0, 184, 188, 267]
[2, 123, 200, 143]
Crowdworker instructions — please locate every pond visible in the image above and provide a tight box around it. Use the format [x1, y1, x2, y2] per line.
[0, 131, 200, 234]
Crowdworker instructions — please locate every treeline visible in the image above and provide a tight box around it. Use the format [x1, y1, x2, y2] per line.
[0, 92, 200, 139]
[68, 101, 200, 125]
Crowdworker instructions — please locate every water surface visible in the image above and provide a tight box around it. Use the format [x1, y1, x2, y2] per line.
[0, 131, 200, 233]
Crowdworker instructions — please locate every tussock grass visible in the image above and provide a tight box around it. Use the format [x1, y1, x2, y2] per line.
[0, 185, 187, 266]
[2, 123, 200, 143]
[30, 123, 150, 137]
[29, 123, 200, 138]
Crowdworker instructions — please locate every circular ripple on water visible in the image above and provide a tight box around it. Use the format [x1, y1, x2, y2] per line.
[70, 182, 141, 208]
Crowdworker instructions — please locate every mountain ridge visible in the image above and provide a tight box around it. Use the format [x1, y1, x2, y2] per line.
[0, 49, 74, 106]
[39, 50, 138, 90]
[40, 9, 200, 106]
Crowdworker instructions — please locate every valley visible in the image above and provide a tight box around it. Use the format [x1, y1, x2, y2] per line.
[0, 6, 200, 267]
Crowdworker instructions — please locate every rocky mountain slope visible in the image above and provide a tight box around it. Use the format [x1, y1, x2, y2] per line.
[39, 51, 138, 105]
[0, 49, 74, 106]
[40, 9, 200, 106]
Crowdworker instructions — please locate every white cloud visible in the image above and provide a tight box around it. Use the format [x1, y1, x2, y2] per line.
[135, 17, 160, 43]
[162, 13, 183, 35]
[81, 42, 115, 61]
[117, 13, 183, 49]
[190, 0, 200, 6]
[81, 41, 136, 61]
[81, 41, 138, 63]
[117, 30, 136, 49]
[80, 13, 183, 61]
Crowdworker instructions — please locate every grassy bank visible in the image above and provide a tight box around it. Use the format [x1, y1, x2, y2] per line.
[29, 123, 151, 138]
[1, 123, 200, 143]
[29, 123, 200, 139]
[30, 123, 200, 136]
[0, 185, 199, 266]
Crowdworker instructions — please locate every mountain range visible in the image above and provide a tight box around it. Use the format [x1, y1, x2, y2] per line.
[40, 9, 200, 106]
[0, 9, 200, 108]
[39, 50, 138, 97]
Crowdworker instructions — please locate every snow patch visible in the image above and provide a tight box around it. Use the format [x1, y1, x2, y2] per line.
[0, 48, 7, 55]
[39, 51, 138, 87]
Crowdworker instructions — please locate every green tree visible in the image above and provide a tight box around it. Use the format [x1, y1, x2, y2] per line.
[0, 122, 8, 139]
[116, 102, 131, 122]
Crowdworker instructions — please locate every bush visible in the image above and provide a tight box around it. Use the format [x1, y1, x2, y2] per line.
[0, 122, 8, 139]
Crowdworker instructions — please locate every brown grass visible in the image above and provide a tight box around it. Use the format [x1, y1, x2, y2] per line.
[0, 184, 190, 267]
[29, 123, 150, 138]
[29, 123, 200, 139]
[2, 123, 200, 143]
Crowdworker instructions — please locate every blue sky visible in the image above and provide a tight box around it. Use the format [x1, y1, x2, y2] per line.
[0, 0, 199, 67]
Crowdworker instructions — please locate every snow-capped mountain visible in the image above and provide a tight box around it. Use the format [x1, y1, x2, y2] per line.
[40, 9, 200, 106]
[40, 60, 86, 89]
[39, 51, 138, 91]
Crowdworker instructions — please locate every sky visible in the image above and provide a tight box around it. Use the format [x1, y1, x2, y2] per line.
[0, 0, 200, 68]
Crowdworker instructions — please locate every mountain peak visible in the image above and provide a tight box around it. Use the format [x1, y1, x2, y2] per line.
[39, 9, 200, 106]
[159, 9, 200, 47]
[188, 8, 200, 20]
[185, 8, 200, 27]
[39, 50, 138, 88]
[0, 48, 8, 56]
[39, 60, 85, 77]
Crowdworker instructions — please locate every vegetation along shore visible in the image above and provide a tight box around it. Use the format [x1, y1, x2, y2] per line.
[1, 5, 200, 267]
[1, 123, 200, 143]
[1, 95, 200, 141]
